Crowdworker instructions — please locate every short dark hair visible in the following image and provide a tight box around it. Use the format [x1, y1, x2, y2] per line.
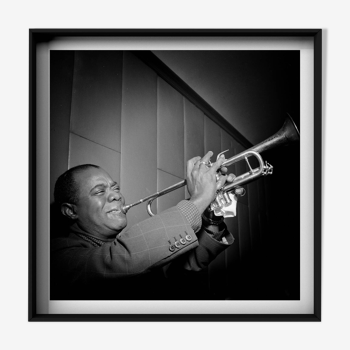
[54, 164, 100, 207]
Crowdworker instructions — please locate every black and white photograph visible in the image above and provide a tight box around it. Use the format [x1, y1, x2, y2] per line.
[28, 30, 322, 322]
[4, 0, 350, 348]
[49, 48, 301, 302]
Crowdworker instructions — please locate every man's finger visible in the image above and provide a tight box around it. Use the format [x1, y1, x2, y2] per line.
[227, 173, 236, 182]
[209, 154, 226, 173]
[189, 156, 201, 163]
[187, 156, 201, 176]
[219, 166, 228, 175]
[216, 174, 228, 190]
[188, 156, 201, 168]
[200, 151, 213, 164]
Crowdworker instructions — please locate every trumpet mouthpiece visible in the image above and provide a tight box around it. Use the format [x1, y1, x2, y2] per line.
[121, 206, 129, 214]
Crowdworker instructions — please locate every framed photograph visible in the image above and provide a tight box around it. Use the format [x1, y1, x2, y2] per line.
[29, 29, 322, 321]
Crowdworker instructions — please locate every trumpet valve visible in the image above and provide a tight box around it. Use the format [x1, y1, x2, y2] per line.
[223, 192, 231, 203]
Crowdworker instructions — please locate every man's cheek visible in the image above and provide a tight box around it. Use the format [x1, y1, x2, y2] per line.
[95, 197, 106, 208]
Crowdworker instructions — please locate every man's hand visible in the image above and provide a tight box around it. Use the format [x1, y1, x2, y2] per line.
[186, 151, 227, 214]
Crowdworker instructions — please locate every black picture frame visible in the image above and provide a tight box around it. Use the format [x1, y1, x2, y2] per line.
[29, 28, 322, 322]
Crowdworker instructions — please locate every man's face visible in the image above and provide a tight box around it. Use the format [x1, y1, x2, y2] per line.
[73, 167, 127, 238]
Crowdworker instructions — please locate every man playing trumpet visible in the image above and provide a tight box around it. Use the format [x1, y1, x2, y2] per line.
[51, 151, 236, 300]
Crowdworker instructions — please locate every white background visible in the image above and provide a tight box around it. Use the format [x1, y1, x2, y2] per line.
[0, 1, 349, 350]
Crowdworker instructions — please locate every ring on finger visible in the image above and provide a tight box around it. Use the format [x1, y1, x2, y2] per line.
[199, 161, 212, 167]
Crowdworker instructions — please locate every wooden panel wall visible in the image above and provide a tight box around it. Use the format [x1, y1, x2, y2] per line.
[50, 51, 271, 299]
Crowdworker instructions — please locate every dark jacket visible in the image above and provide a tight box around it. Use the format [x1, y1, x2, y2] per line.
[50, 201, 233, 300]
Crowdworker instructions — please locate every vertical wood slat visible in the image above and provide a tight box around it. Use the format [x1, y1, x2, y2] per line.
[120, 52, 158, 229]
[263, 176, 273, 239]
[50, 51, 74, 132]
[247, 181, 261, 254]
[225, 217, 240, 298]
[184, 99, 204, 163]
[237, 203, 252, 263]
[184, 99, 205, 198]
[50, 51, 75, 239]
[204, 116, 222, 157]
[184, 99, 205, 163]
[50, 125, 70, 202]
[157, 78, 184, 179]
[50, 51, 74, 203]
[70, 51, 123, 152]
[258, 180, 268, 244]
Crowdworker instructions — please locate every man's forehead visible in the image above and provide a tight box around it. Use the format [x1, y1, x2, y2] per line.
[76, 168, 116, 188]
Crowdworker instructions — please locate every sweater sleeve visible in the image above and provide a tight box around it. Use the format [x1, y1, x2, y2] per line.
[176, 200, 202, 233]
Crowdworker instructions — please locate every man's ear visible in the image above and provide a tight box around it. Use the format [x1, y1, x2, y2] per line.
[61, 203, 78, 220]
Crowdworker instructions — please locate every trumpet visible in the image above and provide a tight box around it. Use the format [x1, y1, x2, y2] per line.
[121, 114, 299, 216]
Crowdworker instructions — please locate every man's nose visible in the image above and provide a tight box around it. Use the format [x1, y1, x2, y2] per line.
[107, 190, 122, 202]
